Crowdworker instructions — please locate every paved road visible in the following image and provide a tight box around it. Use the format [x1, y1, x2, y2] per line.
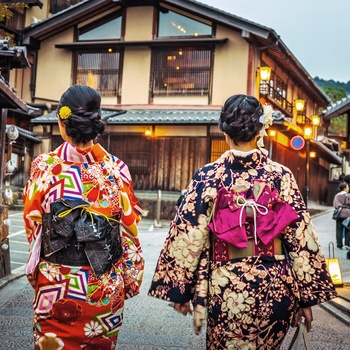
[2, 210, 350, 349]
[8, 211, 28, 271]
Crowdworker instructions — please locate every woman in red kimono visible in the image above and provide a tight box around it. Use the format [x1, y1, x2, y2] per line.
[149, 94, 337, 349]
[23, 84, 144, 349]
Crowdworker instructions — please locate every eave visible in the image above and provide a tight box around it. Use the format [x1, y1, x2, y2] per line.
[0, 80, 29, 111]
[56, 38, 227, 49]
[323, 96, 350, 121]
[21, 0, 118, 46]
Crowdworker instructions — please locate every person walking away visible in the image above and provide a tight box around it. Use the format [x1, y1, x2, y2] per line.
[23, 84, 144, 349]
[148, 94, 337, 349]
[333, 182, 350, 249]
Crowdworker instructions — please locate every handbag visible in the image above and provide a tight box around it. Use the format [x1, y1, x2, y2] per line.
[287, 322, 311, 350]
[343, 217, 350, 229]
[333, 195, 349, 220]
[332, 207, 342, 220]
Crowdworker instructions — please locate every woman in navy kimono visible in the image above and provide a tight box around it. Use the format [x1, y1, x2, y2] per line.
[149, 94, 337, 349]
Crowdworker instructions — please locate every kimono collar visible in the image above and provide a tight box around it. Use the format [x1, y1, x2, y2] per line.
[221, 148, 268, 170]
[55, 142, 107, 163]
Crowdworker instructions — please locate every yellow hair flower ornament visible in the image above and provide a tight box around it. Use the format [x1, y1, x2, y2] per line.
[59, 106, 72, 120]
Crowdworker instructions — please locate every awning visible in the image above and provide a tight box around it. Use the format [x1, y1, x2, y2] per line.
[0, 79, 28, 111]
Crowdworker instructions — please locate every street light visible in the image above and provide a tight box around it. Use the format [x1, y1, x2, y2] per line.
[303, 125, 313, 208]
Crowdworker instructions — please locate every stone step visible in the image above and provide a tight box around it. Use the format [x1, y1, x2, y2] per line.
[319, 296, 350, 326]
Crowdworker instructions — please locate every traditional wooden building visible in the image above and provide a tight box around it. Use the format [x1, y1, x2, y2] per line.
[3, 0, 343, 204]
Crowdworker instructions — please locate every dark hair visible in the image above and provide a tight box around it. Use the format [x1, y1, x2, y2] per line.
[339, 183, 348, 191]
[219, 94, 263, 145]
[57, 84, 105, 144]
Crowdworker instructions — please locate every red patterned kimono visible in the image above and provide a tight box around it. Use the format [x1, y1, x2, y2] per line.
[23, 142, 144, 349]
[149, 149, 337, 350]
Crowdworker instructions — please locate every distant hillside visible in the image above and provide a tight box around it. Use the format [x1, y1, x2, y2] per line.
[314, 77, 350, 96]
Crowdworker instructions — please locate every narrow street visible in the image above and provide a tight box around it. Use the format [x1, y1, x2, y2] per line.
[1, 210, 350, 349]
[7, 211, 28, 271]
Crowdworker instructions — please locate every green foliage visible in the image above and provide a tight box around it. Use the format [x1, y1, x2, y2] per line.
[314, 76, 350, 95]
[316, 79, 348, 136]
[322, 86, 347, 103]
[0, 3, 27, 44]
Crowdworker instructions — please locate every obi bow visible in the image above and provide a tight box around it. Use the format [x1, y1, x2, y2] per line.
[208, 181, 299, 248]
[42, 198, 122, 276]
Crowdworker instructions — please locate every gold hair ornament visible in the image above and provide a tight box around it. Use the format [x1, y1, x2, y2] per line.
[59, 106, 72, 120]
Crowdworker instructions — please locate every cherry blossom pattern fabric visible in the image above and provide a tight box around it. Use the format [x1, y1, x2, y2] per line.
[149, 149, 337, 349]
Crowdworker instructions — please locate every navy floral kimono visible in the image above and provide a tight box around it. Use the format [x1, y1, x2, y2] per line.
[149, 149, 337, 350]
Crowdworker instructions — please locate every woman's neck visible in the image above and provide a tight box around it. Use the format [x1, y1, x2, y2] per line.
[225, 135, 258, 152]
[66, 138, 94, 150]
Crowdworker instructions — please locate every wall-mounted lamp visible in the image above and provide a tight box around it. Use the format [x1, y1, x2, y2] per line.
[326, 242, 343, 287]
[304, 125, 313, 140]
[294, 99, 305, 112]
[268, 130, 277, 137]
[309, 151, 316, 158]
[311, 115, 321, 126]
[145, 128, 152, 137]
[259, 66, 271, 81]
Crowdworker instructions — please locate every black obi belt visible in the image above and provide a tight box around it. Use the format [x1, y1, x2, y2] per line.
[42, 198, 122, 277]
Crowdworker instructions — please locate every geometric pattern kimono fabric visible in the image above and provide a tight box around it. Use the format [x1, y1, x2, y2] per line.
[149, 149, 338, 350]
[23, 142, 144, 350]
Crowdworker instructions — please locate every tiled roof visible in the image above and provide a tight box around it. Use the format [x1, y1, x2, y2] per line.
[6, 125, 41, 143]
[107, 110, 219, 124]
[323, 96, 350, 120]
[31, 109, 124, 124]
[31, 109, 220, 124]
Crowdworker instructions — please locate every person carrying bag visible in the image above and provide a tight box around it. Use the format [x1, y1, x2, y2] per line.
[333, 183, 350, 249]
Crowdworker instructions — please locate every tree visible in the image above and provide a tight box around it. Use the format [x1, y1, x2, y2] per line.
[322, 86, 347, 136]
[0, 3, 27, 44]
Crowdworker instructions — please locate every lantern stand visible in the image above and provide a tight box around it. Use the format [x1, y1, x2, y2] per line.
[326, 242, 343, 288]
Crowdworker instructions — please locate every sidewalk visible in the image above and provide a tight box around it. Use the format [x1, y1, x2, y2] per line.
[1, 209, 350, 349]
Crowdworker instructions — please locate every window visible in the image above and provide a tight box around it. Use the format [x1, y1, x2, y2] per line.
[78, 15, 122, 40]
[158, 10, 212, 37]
[151, 47, 212, 97]
[210, 136, 228, 162]
[75, 50, 121, 98]
[260, 69, 292, 114]
[50, 0, 81, 14]
[97, 133, 151, 175]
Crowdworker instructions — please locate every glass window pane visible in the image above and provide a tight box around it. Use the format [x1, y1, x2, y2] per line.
[152, 48, 211, 97]
[79, 17, 122, 40]
[158, 10, 211, 37]
[76, 51, 120, 97]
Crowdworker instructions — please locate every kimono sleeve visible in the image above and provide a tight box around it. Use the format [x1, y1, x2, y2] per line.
[148, 170, 212, 303]
[117, 162, 144, 299]
[279, 169, 338, 308]
[22, 154, 47, 244]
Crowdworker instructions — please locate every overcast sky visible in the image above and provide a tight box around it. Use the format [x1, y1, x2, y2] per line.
[198, 0, 350, 83]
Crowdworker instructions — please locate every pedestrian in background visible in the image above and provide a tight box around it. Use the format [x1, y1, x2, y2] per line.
[333, 182, 350, 249]
[149, 94, 337, 349]
[23, 84, 144, 349]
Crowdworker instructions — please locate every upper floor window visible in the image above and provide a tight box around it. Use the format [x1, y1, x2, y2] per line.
[260, 69, 292, 114]
[75, 50, 121, 98]
[151, 47, 212, 97]
[158, 10, 212, 37]
[50, 0, 81, 14]
[78, 14, 122, 40]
